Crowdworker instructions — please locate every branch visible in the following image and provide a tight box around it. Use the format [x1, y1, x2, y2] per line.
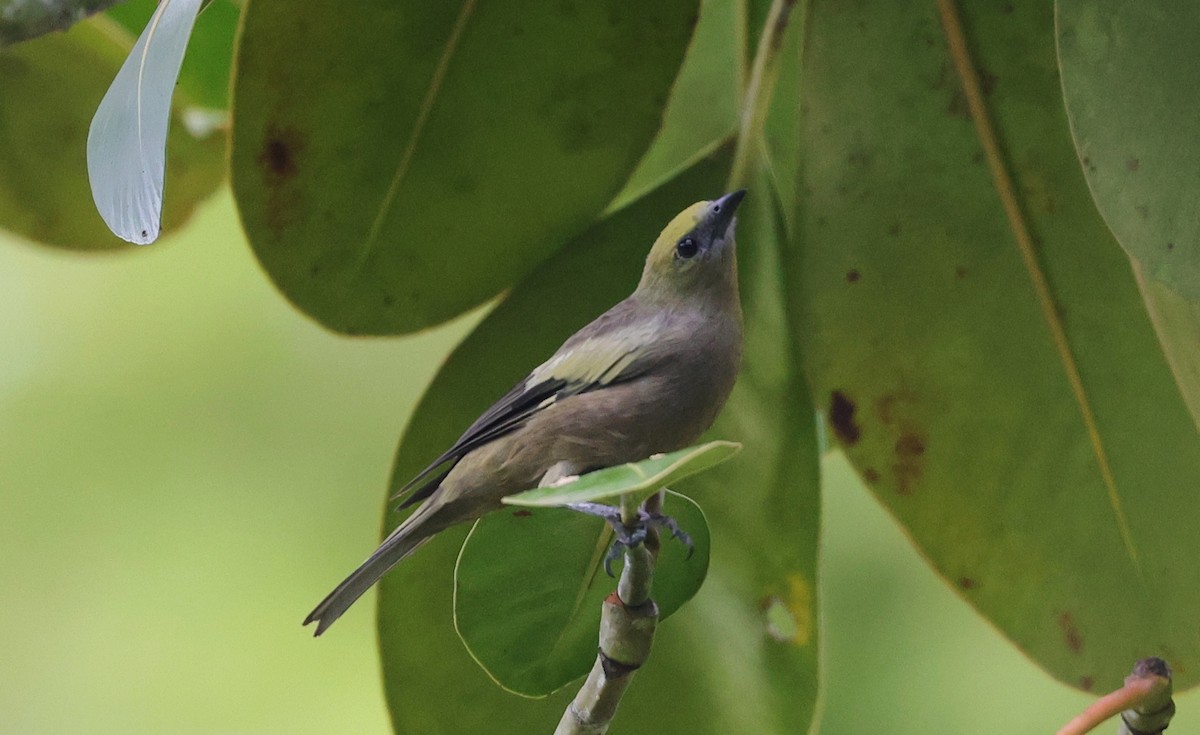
[554, 495, 661, 735]
[1055, 658, 1174, 735]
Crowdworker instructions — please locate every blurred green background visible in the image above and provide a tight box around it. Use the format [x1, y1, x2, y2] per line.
[1, 192, 1189, 733]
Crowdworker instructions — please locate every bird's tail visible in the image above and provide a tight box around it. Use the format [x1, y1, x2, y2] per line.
[303, 501, 452, 636]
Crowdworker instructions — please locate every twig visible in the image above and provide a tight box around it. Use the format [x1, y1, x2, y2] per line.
[554, 499, 659, 735]
[1054, 658, 1174, 735]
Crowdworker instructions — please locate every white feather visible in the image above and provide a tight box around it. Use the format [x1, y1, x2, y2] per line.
[86, 0, 204, 245]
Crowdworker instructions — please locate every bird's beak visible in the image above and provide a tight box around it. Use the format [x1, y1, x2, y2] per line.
[710, 189, 746, 239]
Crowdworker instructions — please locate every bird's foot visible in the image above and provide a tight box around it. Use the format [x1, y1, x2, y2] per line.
[565, 501, 693, 576]
[640, 510, 695, 560]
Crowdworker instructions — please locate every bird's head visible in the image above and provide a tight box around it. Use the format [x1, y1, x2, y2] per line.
[636, 190, 745, 305]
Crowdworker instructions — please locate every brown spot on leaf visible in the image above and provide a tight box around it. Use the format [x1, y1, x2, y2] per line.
[955, 265, 969, 279]
[258, 125, 306, 236]
[958, 577, 975, 590]
[1168, 242, 1176, 251]
[829, 391, 861, 446]
[1126, 157, 1140, 172]
[1079, 676, 1095, 691]
[971, 150, 985, 165]
[892, 461, 921, 496]
[979, 67, 998, 96]
[863, 468, 881, 483]
[512, 509, 534, 518]
[259, 126, 303, 179]
[1058, 612, 1084, 654]
[895, 434, 925, 457]
[1136, 204, 1150, 220]
[846, 269, 861, 283]
[887, 222, 901, 237]
[874, 389, 915, 425]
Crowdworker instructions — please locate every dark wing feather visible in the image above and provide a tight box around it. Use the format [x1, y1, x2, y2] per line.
[392, 299, 662, 508]
[393, 377, 567, 507]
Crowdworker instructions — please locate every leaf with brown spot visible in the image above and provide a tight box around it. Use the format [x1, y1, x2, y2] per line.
[795, 0, 1200, 691]
[231, 0, 698, 335]
[1058, 612, 1084, 654]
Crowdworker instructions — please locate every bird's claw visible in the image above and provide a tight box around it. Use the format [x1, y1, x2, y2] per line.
[566, 501, 694, 574]
[642, 511, 695, 560]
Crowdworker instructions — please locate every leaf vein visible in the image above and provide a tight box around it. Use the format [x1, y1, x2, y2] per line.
[937, 0, 1142, 575]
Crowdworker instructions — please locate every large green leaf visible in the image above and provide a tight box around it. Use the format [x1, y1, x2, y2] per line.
[503, 441, 741, 507]
[1056, 0, 1200, 428]
[376, 154, 731, 734]
[0, 19, 224, 250]
[795, 0, 1200, 691]
[681, 159, 821, 734]
[454, 491, 710, 697]
[230, 0, 697, 335]
[378, 134, 820, 731]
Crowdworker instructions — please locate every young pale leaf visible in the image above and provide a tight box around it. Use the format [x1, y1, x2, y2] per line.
[0, 18, 222, 249]
[454, 491, 709, 697]
[87, 0, 203, 244]
[502, 441, 741, 508]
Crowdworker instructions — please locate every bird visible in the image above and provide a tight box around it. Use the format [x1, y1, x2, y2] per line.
[304, 190, 746, 636]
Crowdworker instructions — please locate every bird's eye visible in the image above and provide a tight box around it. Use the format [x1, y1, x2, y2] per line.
[675, 237, 699, 259]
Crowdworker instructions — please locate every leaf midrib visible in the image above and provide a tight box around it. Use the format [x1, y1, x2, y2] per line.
[936, 0, 1143, 577]
[356, 0, 478, 268]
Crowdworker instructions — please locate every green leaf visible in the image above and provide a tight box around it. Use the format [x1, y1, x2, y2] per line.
[379, 151, 792, 734]
[1056, 0, 1200, 300]
[230, 0, 698, 335]
[677, 158, 821, 733]
[1056, 0, 1200, 429]
[454, 491, 710, 697]
[795, 0, 1200, 691]
[503, 441, 741, 508]
[0, 18, 223, 250]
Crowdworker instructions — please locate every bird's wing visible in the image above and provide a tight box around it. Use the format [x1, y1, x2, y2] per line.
[393, 302, 665, 508]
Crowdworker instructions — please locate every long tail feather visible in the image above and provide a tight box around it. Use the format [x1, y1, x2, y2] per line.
[304, 505, 445, 636]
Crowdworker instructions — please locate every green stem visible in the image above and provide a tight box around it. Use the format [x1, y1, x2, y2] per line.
[728, 0, 799, 189]
[553, 535, 658, 735]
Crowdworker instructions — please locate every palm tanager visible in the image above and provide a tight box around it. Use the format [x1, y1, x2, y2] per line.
[305, 189, 746, 635]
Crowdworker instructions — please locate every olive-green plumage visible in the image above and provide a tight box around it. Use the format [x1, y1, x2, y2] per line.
[305, 190, 746, 635]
